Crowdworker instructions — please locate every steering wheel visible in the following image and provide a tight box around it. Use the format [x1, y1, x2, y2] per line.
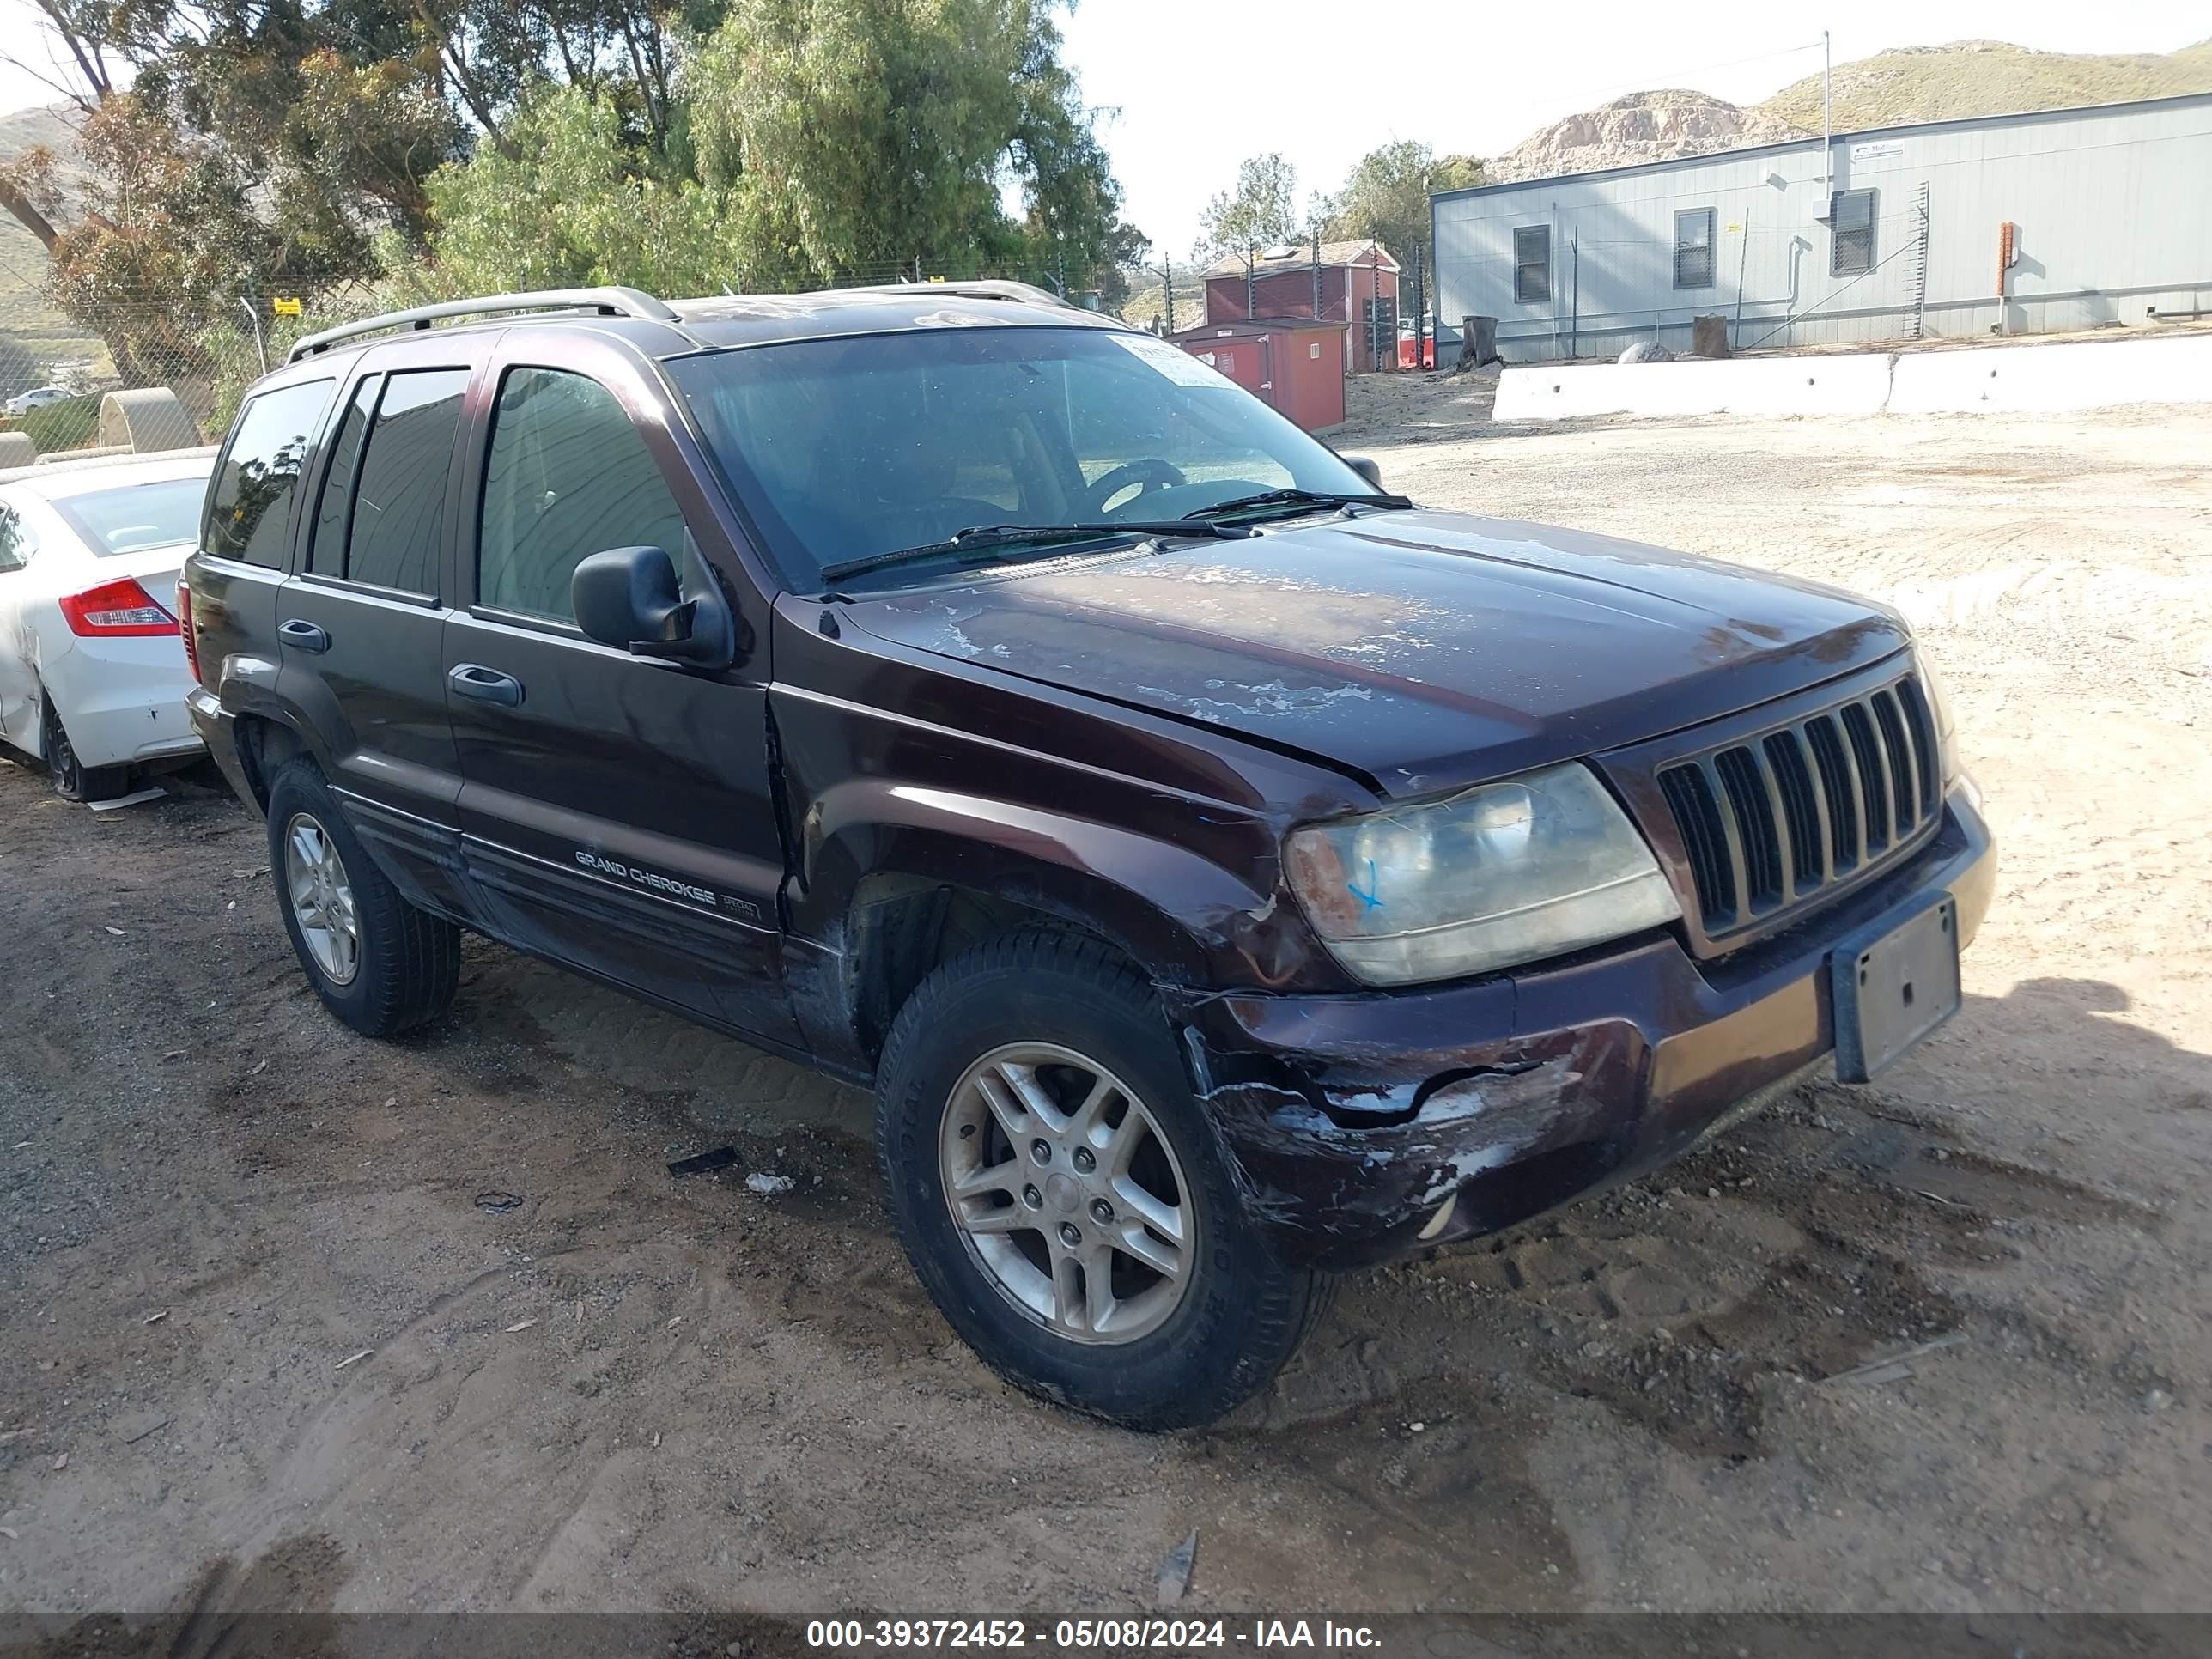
[1085, 458, 1187, 516]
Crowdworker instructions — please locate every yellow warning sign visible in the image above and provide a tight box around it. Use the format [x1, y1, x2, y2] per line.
[272, 296, 303, 316]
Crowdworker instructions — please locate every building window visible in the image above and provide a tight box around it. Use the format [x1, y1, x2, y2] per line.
[1831, 188, 1877, 276]
[1513, 226, 1550, 304]
[1674, 208, 1717, 289]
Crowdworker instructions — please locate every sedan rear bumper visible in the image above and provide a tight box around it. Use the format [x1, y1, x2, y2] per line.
[1169, 787, 1996, 1270]
[42, 639, 201, 768]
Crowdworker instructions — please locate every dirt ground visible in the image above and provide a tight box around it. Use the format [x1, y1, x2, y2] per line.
[3, 381, 2209, 1629]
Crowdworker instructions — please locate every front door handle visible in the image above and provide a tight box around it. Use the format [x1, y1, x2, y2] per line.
[278, 618, 330, 653]
[448, 663, 524, 707]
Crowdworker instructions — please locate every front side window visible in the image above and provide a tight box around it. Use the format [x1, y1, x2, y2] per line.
[1831, 189, 1877, 276]
[1514, 226, 1551, 304]
[1674, 208, 1716, 289]
[478, 368, 689, 623]
[665, 325, 1374, 592]
[205, 379, 333, 568]
[52, 477, 210, 556]
[343, 368, 468, 596]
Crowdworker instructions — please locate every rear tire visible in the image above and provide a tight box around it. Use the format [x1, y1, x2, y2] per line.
[41, 696, 128, 803]
[265, 759, 460, 1036]
[875, 931, 1330, 1430]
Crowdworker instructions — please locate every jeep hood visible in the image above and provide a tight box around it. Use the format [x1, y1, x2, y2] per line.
[838, 508, 1908, 797]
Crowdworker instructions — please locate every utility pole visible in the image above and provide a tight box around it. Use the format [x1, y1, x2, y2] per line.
[1244, 245, 1256, 319]
[1311, 226, 1322, 319]
[1152, 256, 1177, 334]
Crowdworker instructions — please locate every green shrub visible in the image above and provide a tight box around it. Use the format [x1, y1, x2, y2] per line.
[0, 395, 103, 454]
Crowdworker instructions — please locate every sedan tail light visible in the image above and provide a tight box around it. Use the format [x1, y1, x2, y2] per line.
[177, 573, 202, 678]
[58, 576, 179, 637]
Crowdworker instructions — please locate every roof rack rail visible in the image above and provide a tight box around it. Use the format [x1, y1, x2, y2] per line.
[286, 287, 680, 363]
[835, 278, 1075, 310]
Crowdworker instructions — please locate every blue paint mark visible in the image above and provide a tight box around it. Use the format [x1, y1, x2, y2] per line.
[1347, 859, 1384, 914]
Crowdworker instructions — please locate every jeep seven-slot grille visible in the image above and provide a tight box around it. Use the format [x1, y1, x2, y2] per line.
[1657, 675, 1942, 935]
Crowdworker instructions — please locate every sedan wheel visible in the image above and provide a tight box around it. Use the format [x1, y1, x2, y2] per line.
[939, 1042, 1194, 1345]
[41, 697, 127, 803]
[283, 811, 361, 987]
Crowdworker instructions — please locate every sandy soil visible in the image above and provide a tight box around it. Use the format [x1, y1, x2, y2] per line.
[3, 384, 2208, 1634]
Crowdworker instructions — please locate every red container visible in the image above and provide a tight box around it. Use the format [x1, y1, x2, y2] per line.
[1170, 317, 1347, 433]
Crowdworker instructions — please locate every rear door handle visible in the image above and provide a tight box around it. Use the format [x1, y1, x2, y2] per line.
[448, 663, 524, 707]
[278, 618, 330, 653]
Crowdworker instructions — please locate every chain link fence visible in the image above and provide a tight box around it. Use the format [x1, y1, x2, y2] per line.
[2, 270, 395, 462]
[0, 256, 1140, 465]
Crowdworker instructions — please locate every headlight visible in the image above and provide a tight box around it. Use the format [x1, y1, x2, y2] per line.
[1912, 644, 1960, 785]
[1284, 763, 1680, 987]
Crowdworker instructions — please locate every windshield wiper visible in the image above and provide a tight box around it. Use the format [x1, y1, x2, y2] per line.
[817, 520, 1253, 586]
[1183, 487, 1413, 521]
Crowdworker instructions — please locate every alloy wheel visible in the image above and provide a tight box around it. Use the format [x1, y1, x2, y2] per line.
[939, 1042, 1196, 1346]
[283, 811, 360, 986]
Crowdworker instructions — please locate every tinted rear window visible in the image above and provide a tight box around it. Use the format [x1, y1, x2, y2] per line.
[308, 380, 377, 579]
[52, 477, 210, 556]
[343, 368, 468, 595]
[206, 380, 333, 567]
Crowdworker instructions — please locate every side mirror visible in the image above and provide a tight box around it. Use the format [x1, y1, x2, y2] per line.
[572, 534, 736, 669]
[1342, 454, 1385, 491]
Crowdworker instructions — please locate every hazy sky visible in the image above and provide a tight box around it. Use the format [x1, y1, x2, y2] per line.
[1, 0, 2203, 258]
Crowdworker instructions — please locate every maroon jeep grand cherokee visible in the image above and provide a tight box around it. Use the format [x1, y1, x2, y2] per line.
[182, 283, 1993, 1427]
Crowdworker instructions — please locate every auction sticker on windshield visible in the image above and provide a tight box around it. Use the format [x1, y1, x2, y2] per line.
[1109, 331, 1234, 386]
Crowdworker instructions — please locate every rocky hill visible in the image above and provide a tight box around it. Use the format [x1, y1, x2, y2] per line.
[1489, 38, 2212, 184]
[1759, 38, 2212, 132]
[1486, 88, 1806, 184]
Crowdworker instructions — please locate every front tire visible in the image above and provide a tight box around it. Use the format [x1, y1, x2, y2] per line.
[41, 696, 128, 803]
[876, 932, 1329, 1430]
[265, 759, 459, 1037]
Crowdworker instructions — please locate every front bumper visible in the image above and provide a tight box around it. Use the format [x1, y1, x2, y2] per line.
[1170, 787, 1996, 1270]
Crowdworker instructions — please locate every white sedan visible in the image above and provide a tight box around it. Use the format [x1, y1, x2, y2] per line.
[4, 385, 74, 416]
[0, 450, 215, 800]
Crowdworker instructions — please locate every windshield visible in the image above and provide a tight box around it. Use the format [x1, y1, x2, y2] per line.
[665, 325, 1375, 590]
[51, 476, 209, 557]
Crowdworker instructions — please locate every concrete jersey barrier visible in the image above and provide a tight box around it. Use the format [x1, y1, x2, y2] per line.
[1887, 334, 2212, 414]
[1495, 354, 1895, 421]
[1494, 334, 2212, 422]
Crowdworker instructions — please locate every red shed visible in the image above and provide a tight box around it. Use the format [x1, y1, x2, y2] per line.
[1201, 239, 1401, 374]
[1170, 316, 1346, 433]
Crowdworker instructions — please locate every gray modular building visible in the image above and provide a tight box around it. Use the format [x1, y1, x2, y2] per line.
[1430, 92, 2212, 362]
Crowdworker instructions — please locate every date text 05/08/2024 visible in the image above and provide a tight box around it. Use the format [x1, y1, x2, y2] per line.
[804, 1619, 1383, 1650]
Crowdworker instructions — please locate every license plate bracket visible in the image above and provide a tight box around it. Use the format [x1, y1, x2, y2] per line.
[1831, 890, 1962, 1083]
